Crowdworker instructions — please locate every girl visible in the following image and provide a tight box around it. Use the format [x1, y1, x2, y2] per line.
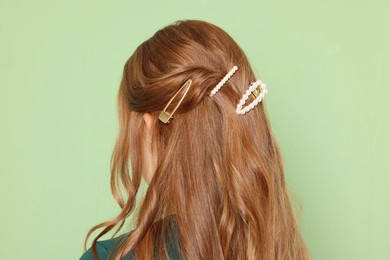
[81, 19, 309, 260]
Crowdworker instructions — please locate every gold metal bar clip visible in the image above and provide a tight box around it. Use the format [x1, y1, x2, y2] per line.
[158, 79, 192, 124]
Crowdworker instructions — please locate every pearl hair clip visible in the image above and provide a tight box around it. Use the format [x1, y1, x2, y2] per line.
[208, 66, 238, 97]
[236, 79, 268, 115]
[208, 65, 268, 115]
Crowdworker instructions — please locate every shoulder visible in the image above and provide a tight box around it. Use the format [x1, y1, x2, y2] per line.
[79, 233, 135, 260]
[80, 216, 180, 260]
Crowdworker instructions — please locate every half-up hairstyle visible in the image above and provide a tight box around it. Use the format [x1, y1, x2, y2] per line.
[83, 19, 310, 260]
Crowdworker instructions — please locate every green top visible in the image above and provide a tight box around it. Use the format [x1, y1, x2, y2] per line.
[80, 226, 181, 259]
[80, 232, 135, 260]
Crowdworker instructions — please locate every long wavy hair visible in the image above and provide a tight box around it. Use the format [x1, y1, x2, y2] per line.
[83, 19, 310, 260]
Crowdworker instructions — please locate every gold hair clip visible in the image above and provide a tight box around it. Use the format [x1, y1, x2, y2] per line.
[158, 79, 193, 124]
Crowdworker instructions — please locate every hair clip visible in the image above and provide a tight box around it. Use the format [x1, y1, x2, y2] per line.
[158, 79, 193, 124]
[208, 65, 268, 115]
[236, 80, 268, 115]
[208, 66, 238, 97]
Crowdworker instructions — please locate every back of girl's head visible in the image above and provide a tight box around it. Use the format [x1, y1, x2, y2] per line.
[86, 19, 309, 260]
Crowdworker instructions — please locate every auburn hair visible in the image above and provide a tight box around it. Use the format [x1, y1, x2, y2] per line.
[83, 19, 310, 260]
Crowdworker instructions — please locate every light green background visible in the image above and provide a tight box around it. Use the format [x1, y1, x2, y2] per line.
[1, 0, 389, 259]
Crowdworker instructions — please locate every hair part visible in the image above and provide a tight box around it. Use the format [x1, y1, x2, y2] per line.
[84, 19, 310, 260]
